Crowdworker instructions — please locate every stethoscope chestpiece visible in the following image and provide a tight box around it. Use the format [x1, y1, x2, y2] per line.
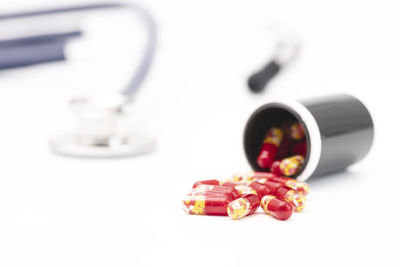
[49, 93, 156, 158]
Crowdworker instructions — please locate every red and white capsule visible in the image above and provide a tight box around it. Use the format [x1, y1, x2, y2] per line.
[290, 122, 305, 140]
[276, 131, 292, 160]
[183, 194, 232, 216]
[270, 160, 282, 176]
[279, 155, 305, 177]
[246, 171, 309, 196]
[249, 172, 276, 184]
[192, 179, 220, 188]
[191, 184, 239, 200]
[261, 195, 293, 220]
[248, 181, 273, 199]
[222, 182, 257, 197]
[257, 180, 306, 212]
[227, 194, 260, 220]
[257, 127, 283, 169]
[292, 140, 307, 157]
[268, 175, 309, 195]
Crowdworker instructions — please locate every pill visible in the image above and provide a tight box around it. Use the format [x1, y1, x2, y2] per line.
[232, 184, 257, 197]
[192, 179, 220, 188]
[221, 182, 258, 197]
[226, 173, 257, 185]
[220, 174, 246, 185]
[274, 185, 306, 212]
[257, 180, 306, 212]
[257, 149, 276, 169]
[229, 174, 251, 184]
[250, 171, 277, 184]
[292, 140, 307, 157]
[290, 122, 305, 140]
[270, 160, 282, 175]
[229, 175, 243, 183]
[191, 184, 239, 200]
[261, 195, 293, 220]
[250, 172, 284, 187]
[279, 155, 305, 176]
[268, 175, 309, 195]
[250, 172, 308, 196]
[220, 181, 237, 187]
[183, 194, 232, 216]
[248, 181, 273, 198]
[227, 194, 260, 219]
[276, 130, 292, 159]
[257, 127, 283, 169]
[237, 174, 255, 184]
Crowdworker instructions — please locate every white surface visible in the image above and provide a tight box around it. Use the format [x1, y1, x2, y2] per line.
[0, 0, 399, 266]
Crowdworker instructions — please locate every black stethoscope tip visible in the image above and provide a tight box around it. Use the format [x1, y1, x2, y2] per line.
[248, 61, 281, 93]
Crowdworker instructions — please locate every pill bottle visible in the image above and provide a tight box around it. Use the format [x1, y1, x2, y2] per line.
[243, 94, 374, 181]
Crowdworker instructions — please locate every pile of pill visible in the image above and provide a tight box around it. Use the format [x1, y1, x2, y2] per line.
[183, 172, 309, 221]
[258, 122, 307, 177]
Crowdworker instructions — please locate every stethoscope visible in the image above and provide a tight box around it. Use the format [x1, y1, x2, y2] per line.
[0, 2, 299, 159]
[0, 2, 158, 158]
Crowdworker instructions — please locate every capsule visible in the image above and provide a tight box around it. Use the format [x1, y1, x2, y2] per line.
[183, 194, 232, 216]
[192, 179, 220, 188]
[191, 184, 239, 200]
[257, 180, 306, 212]
[274, 184, 306, 212]
[248, 171, 308, 196]
[292, 140, 307, 157]
[250, 171, 277, 184]
[227, 172, 258, 185]
[290, 122, 305, 140]
[220, 181, 237, 187]
[257, 127, 283, 169]
[248, 181, 273, 198]
[232, 184, 257, 197]
[276, 127, 292, 159]
[221, 182, 258, 197]
[229, 174, 243, 183]
[261, 195, 293, 220]
[220, 174, 244, 185]
[279, 155, 305, 176]
[268, 175, 309, 195]
[270, 160, 282, 175]
[229, 173, 253, 184]
[237, 173, 256, 184]
[227, 194, 260, 219]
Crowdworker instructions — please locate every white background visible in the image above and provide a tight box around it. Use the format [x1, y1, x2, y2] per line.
[0, 0, 399, 266]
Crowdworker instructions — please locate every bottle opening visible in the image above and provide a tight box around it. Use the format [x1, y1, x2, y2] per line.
[243, 103, 311, 179]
